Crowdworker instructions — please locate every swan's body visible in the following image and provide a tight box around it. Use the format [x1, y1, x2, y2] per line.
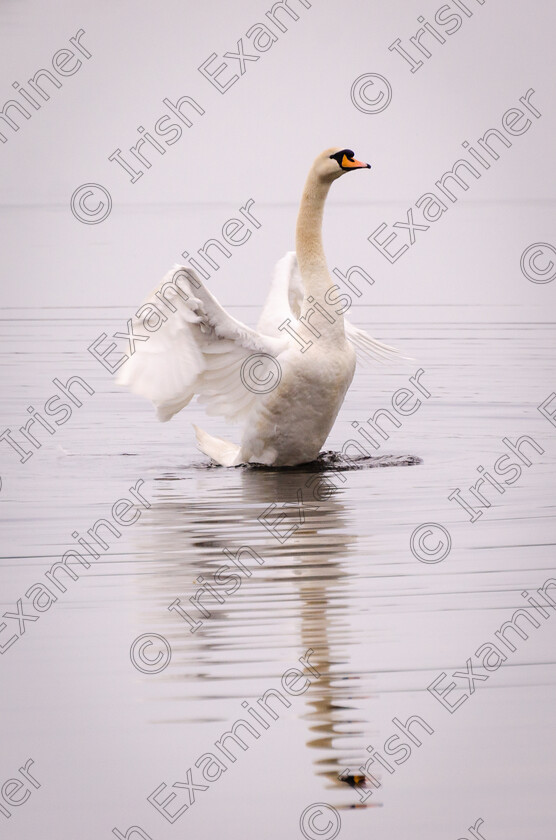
[117, 148, 399, 466]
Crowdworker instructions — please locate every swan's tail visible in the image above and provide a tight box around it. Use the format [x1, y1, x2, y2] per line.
[193, 425, 241, 467]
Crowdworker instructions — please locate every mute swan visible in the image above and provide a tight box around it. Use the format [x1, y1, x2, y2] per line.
[117, 148, 400, 467]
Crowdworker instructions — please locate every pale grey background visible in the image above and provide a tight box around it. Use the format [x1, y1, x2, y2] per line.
[1, 0, 555, 310]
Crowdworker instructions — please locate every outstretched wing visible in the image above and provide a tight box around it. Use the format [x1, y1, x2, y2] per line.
[343, 320, 404, 365]
[256, 251, 302, 335]
[116, 265, 287, 423]
[258, 251, 402, 363]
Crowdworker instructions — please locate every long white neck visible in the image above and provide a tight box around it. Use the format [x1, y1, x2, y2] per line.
[295, 167, 344, 340]
[295, 168, 332, 298]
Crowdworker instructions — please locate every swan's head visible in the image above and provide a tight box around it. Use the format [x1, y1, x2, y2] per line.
[315, 147, 371, 182]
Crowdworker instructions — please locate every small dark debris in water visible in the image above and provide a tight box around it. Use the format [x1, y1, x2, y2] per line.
[198, 451, 422, 471]
[342, 774, 367, 789]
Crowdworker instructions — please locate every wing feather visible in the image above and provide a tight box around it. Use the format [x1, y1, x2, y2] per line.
[116, 265, 286, 423]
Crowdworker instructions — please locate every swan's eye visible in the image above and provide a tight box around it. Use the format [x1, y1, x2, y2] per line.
[330, 149, 354, 165]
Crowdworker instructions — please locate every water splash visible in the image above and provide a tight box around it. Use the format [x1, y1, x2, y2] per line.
[197, 450, 423, 471]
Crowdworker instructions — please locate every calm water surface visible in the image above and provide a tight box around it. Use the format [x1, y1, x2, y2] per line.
[1, 308, 555, 839]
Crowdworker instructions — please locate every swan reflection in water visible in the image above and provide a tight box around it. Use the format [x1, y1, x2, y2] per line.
[133, 463, 377, 807]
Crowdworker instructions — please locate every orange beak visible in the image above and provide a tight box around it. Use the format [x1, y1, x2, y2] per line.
[342, 154, 371, 170]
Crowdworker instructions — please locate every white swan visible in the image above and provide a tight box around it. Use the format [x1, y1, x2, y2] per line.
[117, 148, 400, 467]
